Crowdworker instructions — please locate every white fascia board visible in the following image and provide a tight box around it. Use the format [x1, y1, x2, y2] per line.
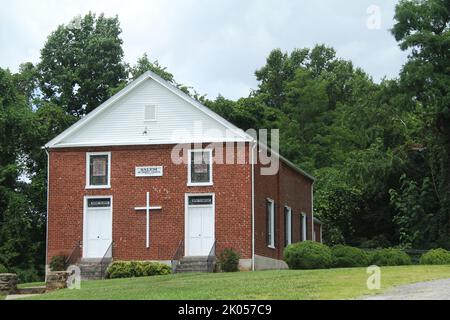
[48, 137, 252, 149]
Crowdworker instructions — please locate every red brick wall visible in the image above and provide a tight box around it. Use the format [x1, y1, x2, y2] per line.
[254, 159, 314, 261]
[47, 143, 252, 262]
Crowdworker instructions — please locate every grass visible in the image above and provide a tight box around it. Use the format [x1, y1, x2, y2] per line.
[0, 295, 5, 300]
[21, 265, 450, 300]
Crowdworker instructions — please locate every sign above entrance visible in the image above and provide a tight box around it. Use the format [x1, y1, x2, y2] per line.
[188, 196, 213, 206]
[87, 198, 111, 208]
[135, 166, 163, 177]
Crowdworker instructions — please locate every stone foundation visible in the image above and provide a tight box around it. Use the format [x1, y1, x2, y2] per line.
[0, 273, 18, 294]
[46, 271, 69, 292]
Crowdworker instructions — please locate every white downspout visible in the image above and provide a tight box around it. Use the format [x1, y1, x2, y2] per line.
[311, 182, 315, 241]
[251, 141, 257, 271]
[44, 148, 50, 281]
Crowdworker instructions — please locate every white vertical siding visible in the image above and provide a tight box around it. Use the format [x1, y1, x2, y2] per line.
[60, 79, 242, 146]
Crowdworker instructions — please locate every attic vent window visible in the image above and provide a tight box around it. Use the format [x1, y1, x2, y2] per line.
[144, 105, 157, 121]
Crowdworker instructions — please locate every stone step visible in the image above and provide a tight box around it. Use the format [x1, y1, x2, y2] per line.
[17, 286, 46, 294]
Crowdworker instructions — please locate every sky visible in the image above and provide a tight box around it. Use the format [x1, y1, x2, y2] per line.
[0, 0, 408, 100]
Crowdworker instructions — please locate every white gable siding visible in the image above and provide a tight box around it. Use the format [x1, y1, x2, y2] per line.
[58, 79, 244, 147]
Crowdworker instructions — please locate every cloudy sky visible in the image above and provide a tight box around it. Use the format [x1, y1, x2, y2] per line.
[0, 0, 407, 100]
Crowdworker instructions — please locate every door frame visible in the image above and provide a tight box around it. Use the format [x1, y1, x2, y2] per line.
[184, 193, 215, 257]
[82, 195, 113, 258]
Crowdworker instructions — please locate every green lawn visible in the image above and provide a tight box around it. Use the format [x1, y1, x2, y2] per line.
[22, 265, 450, 300]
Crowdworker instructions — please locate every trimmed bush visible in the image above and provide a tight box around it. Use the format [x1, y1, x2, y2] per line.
[106, 261, 171, 279]
[0, 264, 8, 273]
[369, 248, 411, 266]
[331, 245, 369, 268]
[283, 241, 333, 269]
[50, 255, 67, 271]
[420, 249, 450, 265]
[218, 248, 240, 272]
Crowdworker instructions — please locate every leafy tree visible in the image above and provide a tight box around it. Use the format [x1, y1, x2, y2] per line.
[129, 53, 175, 82]
[37, 12, 127, 117]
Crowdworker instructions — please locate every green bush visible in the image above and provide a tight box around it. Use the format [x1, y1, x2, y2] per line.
[331, 245, 369, 268]
[218, 248, 240, 272]
[283, 241, 333, 269]
[49, 255, 67, 271]
[0, 264, 8, 273]
[106, 261, 171, 279]
[369, 248, 411, 266]
[420, 249, 450, 265]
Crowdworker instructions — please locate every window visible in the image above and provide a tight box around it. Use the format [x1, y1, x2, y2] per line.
[188, 150, 213, 186]
[284, 206, 292, 246]
[144, 105, 156, 121]
[301, 213, 307, 241]
[86, 152, 111, 188]
[266, 199, 275, 248]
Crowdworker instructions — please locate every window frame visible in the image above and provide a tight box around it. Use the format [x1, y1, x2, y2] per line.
[284, 206, 292, 246]
[144, 105, 157, 122]
[267, 198, 275, 249]
[86, 151, 111, 189]
[187, 149, 213, 187]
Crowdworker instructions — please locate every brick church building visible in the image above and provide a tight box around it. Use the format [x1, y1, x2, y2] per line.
[44, 71, 321, 276]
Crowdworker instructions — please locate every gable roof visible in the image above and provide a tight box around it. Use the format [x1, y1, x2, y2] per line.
[45, 70, 252, 148]
[44, 70, 314, 181]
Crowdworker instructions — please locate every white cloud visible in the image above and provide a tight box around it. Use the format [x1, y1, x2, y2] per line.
[0, 0, 407, 100]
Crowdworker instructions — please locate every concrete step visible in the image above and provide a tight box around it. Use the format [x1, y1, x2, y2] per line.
[175, 256, 216, 273]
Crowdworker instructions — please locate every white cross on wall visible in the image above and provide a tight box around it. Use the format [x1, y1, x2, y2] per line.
[134, 192, 162, 248]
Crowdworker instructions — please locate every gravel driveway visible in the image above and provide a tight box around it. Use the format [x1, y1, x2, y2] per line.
[363, 278, 450, 300]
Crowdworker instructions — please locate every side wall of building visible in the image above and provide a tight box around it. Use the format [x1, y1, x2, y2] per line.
[254, 160, 314, 269]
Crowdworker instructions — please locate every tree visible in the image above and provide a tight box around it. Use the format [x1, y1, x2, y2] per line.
[37, 12, 127, 117]
[129, 53, 175, 82]
[391, 0, 450, 248]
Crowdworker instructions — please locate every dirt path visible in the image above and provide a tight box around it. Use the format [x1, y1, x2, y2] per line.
[364, 278, 450, 300]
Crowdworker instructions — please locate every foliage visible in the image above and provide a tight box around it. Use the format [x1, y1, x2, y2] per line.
[369, 248, 412, 266]
[218, 248, 240, 272]
[37, 12, 127, 116]
[105, 261, 171, 279]
[283, 241, 333, 269]
[331, 245, 369, 268]
[129, 53, 174, 82]
[0, 264, 8, 273]
[49, 255, 67, 271]
[420, 249, 450, 265]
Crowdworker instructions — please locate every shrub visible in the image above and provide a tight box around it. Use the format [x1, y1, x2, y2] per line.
[283, 241, 333, 269]
[50, 255, 67, 271]
[0, 264, 8, 273]
[218, 248, 240, 272]
[369, 248, 411, 266]
[106, 261, 171, 279]
[420, 249, 450, 265]
[331, 245, 369, 268]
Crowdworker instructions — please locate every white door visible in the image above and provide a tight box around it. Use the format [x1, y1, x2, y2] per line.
[186, 195, 214, 256]
[84, 197, 112, 258]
